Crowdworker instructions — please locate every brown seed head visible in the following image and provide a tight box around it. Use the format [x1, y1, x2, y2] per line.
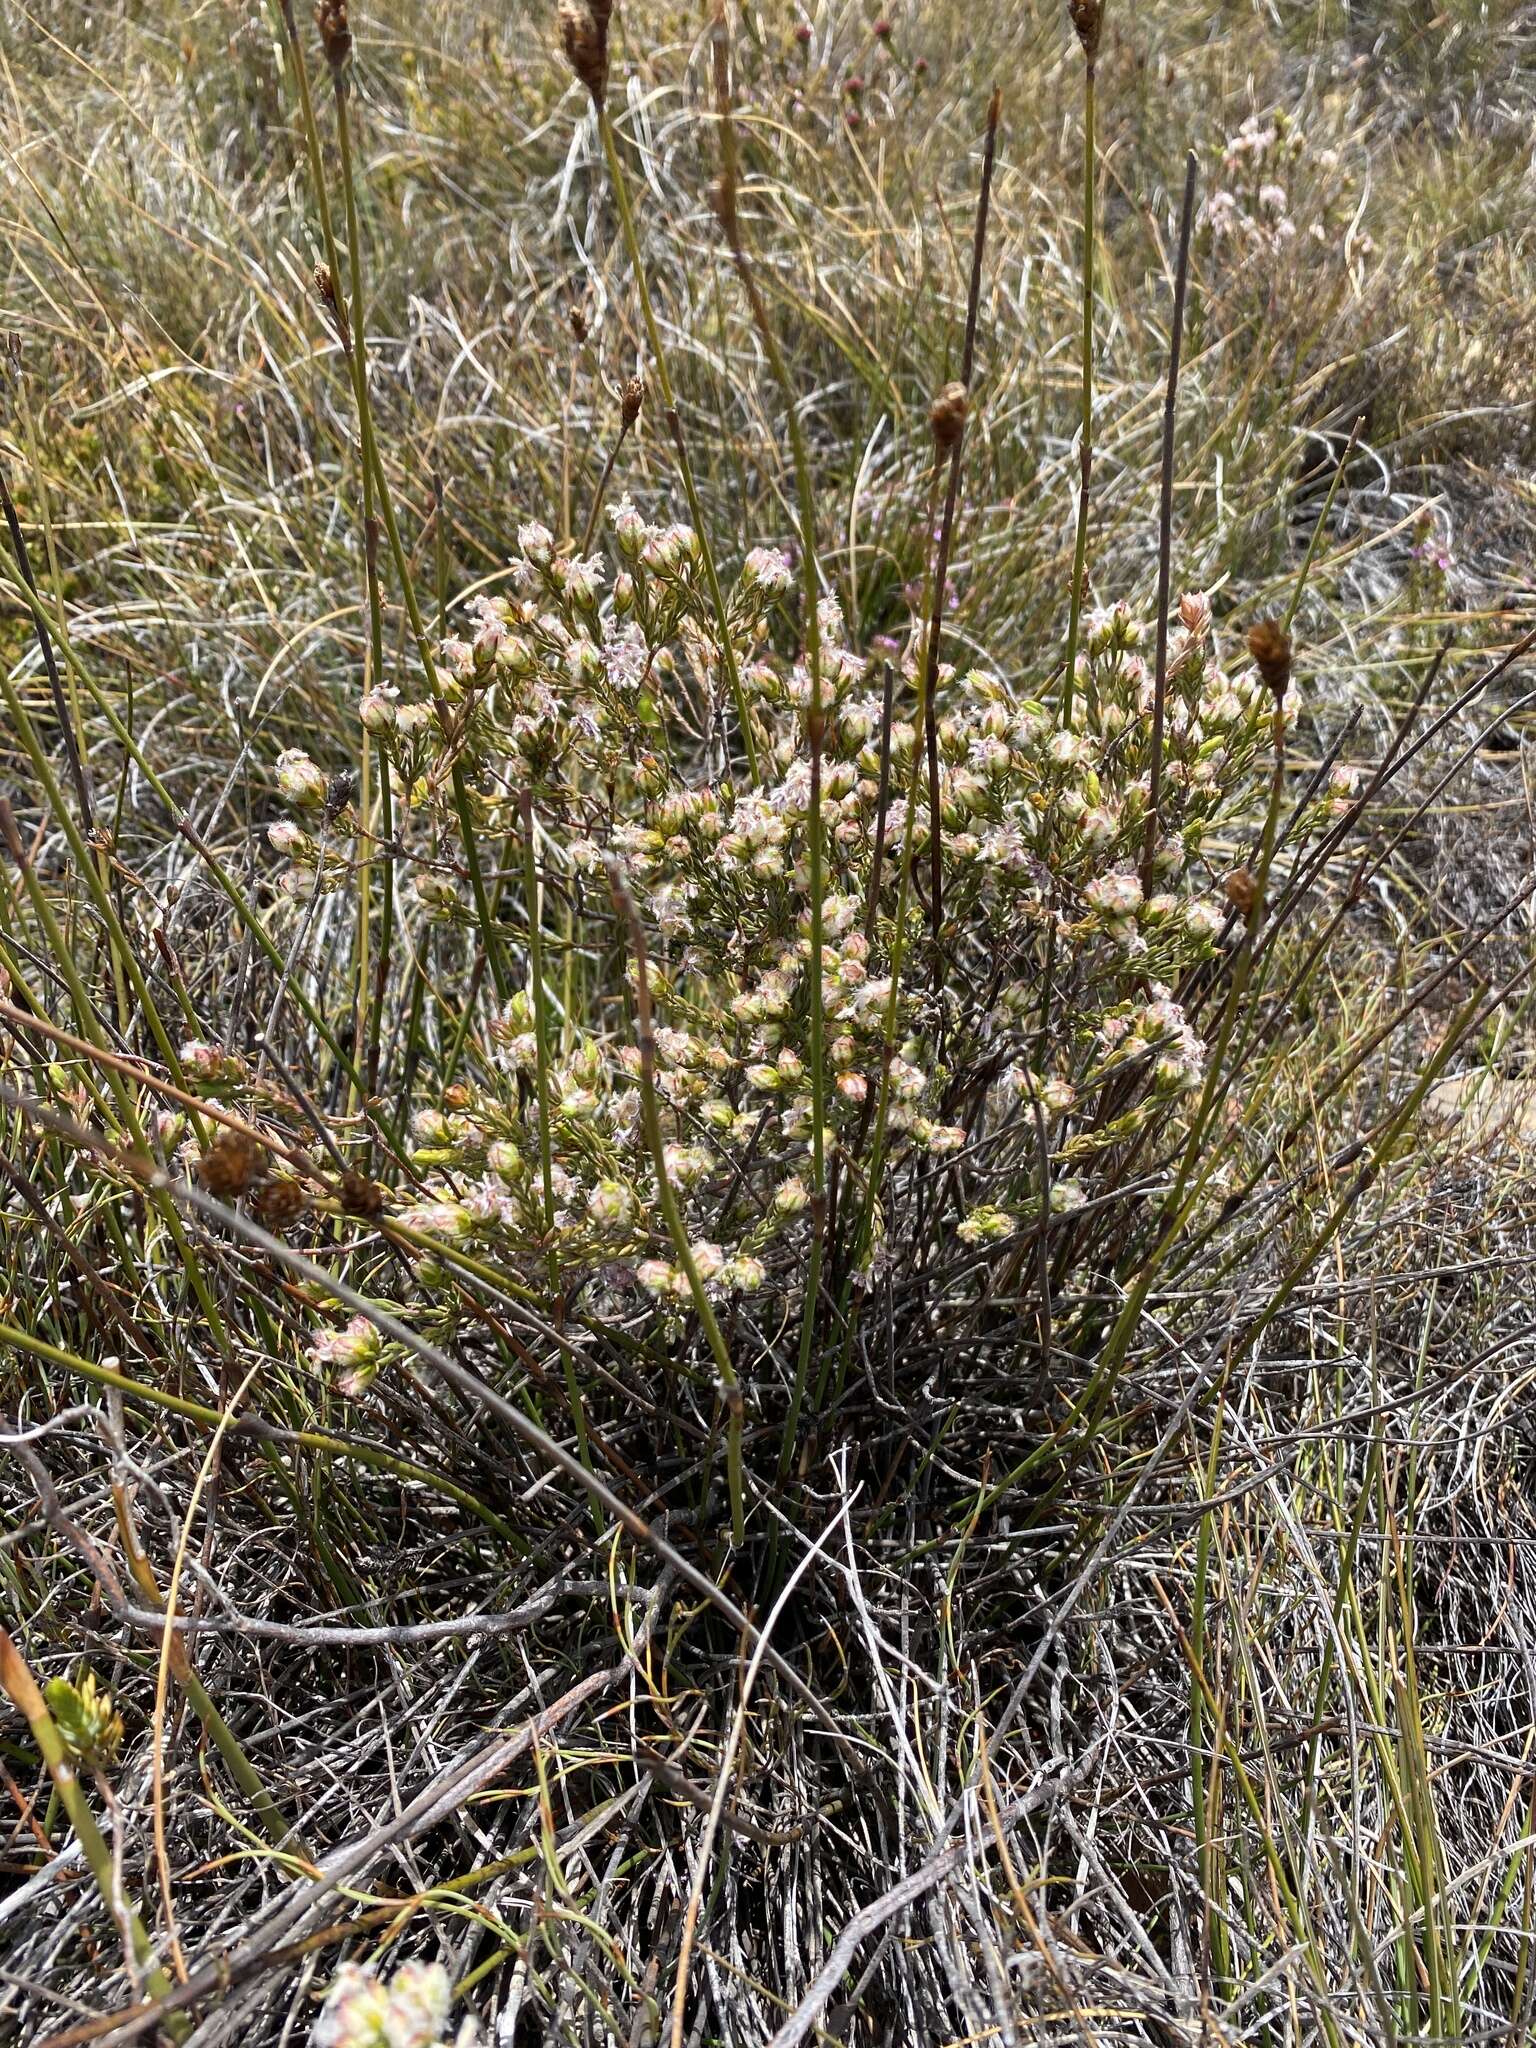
[569, 302, 589, 344]
[621, 375, 645, 430]
[929, 381, 968, 456]
[339, 1169, 388, 1220]
[1068, 0, 1102, 59]
[254, 1175, 309, 1235]
[1225, 867, 1259, 916]
[198, 1128, 269, 1200]
[1246, 618, 1293, 699]
[559, 0, 612, 107]
[324, 769, 357, 823]
[312, 264, 350, 349]
[314, 0, 351, 76]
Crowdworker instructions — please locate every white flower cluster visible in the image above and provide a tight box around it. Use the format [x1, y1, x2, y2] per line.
[313, 1962, 477, 2048]
[1203, 110, 1366, 268]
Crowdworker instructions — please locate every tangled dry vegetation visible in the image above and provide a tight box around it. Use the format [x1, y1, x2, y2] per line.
[6, 1, 1536, 2043]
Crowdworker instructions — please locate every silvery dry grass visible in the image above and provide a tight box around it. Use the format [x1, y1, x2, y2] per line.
[4, 2, 1536, 2045]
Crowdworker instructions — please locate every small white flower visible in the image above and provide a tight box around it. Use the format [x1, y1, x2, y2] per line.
[741, 546, 793, 596]
[517, 520, 555, 566]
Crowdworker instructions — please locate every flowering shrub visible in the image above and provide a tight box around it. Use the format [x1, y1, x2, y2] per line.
[262, 500, 1286, 1393]
[1202, 109, 1373, 302]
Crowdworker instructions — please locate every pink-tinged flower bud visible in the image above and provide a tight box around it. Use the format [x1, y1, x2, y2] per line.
[588, 1179, 636, 1227]
[690, 1241, 725, 1282]
[609, 497, 648, 560]
[637, 1259, 675, 1297]
[309, 1314, 381, 1374]
[180, 1040, 228, 1083]
[437, 637, 475, 682]
[412, 871, 459, 911]
[275, 748, 327, 807]
[741, 546, 793, 597]
[517, 520, 555, 566]
[396, 1199, 474, 1244]
[267, 820, 309, 858]
[1085, 871, 1144, 919]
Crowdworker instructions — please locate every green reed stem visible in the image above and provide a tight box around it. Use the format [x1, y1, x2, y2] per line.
[276, 0, 508, 1003]
[595, 105, 758, 778]
[521, 790, 597, 1512]
[706, 15, 827, 1475]
[1061, 43, 1097, 720]
[611, 868, 743, 1547]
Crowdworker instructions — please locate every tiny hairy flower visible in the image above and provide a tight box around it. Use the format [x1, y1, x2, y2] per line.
[588, 1179, 636, 1228]
[276, 749, 328, 807]
[741, 546, 793, 596]
[397, 1199, 474, 1244]
[690, 1241, 726, 1283]
[958, 1205, 1013, 1246]
[636, 1259, 675, 1297]
[437, 638, 475, 683]
[1185, 898, 1224, 941]
[268, 819, 310, 858]
[663, 1143, 711, 1188]
[312, 1959, 470, 2048]
[1084, 871, 1144, 920]
[310, 1313, 381, 1377]
[517, 520, 555, 567]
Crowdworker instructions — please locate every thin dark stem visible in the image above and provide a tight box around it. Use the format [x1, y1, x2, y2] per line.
[0, 465, 93, 831]
[924, 87, 1002, 979]
[1142, 149, 1199, 892]
[862, 659, 898, 946]
[580, 415, 634, 557]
